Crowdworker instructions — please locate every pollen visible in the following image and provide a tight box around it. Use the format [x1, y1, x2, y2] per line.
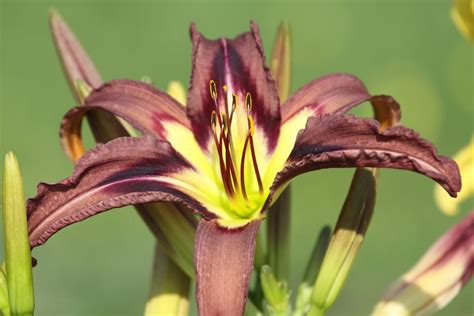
[208, 80, 263, 203]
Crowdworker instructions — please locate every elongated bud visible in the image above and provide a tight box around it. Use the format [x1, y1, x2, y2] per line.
[75, 79, 92, 104]
[372, 212, 474, 316]
[294, 226, 331, 316]
[270, 21, 291, 102]
[49, 8, 102, 99]
[260, 265, 291, 315]
[2, 152, 34, 315]
[308, 168, 377, 316]
[144, 243, 190, 316]
[434, 135, 473, 215]
[451, 0, 473, 41]
[167, 81, 187, 105]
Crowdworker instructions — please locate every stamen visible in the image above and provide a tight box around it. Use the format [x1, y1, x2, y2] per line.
[240, 134, 251, 200]
[211, 111, 233, 197]
[220, 124, 239, 191]
[209, 81, 263, 201]
[229, 93, 237, 125]
[248, 118, 263, 195]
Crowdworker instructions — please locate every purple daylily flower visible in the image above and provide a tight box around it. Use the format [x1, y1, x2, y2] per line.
[27, 18, 461, 315]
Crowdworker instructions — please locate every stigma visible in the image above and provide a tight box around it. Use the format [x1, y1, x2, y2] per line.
[209, 80, 264, 202]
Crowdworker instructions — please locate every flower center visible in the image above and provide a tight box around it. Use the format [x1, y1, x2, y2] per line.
[209, 80, 264, 214]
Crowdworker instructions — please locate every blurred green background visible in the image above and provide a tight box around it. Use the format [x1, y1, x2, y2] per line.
[0, 0, 473, 315]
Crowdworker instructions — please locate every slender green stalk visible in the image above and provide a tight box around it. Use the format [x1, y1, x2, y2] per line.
[144, 243, 190, 316]
[266, 188, 291, 281]
[2, 153, 34, 316]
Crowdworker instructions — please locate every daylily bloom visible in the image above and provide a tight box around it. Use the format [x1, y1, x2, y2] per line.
[372, 211, 474, 316]
[27, 21, 461, 314]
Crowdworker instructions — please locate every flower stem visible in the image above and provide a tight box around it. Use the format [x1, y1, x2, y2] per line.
[267, 187, 291, 281]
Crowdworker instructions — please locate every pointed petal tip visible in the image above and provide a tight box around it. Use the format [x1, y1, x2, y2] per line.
[274, 115, 462, 199]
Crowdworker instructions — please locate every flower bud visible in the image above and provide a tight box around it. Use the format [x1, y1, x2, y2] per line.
[270, 21, 291, 102]
[372, 212, 474, 316]
[2, 152, 34, 315]
[308, 168, 377, 316]
[260, 265, 291, 315]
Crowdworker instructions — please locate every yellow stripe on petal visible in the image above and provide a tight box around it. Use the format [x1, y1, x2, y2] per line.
[451, 0, 474, 41]
[434, 136, 474, 215]
[263, 108, 312, 189]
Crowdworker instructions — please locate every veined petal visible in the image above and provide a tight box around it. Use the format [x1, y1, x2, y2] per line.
[27, 136, 210, 248]
[60, 80, 215, 175]
[434, 135, 474, 215]
[187, 22, 281, 153]
[194, 219, 261, 315]
[268, 115, 461, 206]
[50, 11, 128, 162]
[79, 79, 190, 137]
[281, 73, 400, 124]
[263, 74, 399, 188]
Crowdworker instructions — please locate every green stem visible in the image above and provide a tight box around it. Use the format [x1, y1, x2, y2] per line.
[266, 187, 291, 281]
[307, 305, 326, 316]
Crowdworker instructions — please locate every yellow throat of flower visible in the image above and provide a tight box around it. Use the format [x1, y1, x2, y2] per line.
[208, 80, 267, 222]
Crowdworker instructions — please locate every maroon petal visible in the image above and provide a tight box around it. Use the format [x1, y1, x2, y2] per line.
[270, 115, 461, 203]
[281, 73, 400, 125]
[60, 80, 192, 160]
[187, 22, 281, 151]
[27, 136, 207, 248]
[82, 80, 190, 136]
[194, 219, 261, 315]
[50, 11, 129, 162]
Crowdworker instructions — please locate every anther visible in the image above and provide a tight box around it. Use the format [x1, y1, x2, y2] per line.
[245, 92, 252, 114]
[210, 80, 218, 100]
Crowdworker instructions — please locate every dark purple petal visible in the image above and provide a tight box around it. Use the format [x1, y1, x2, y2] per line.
[281, 73, 400, 125]
[83, 80, 190, 136]
[194, 219, 261, 315]
[60, 80, 192, 160]
[187, 22, 281, 151]
[27, 136, 208, 248]
[269, 115, 461, 204]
